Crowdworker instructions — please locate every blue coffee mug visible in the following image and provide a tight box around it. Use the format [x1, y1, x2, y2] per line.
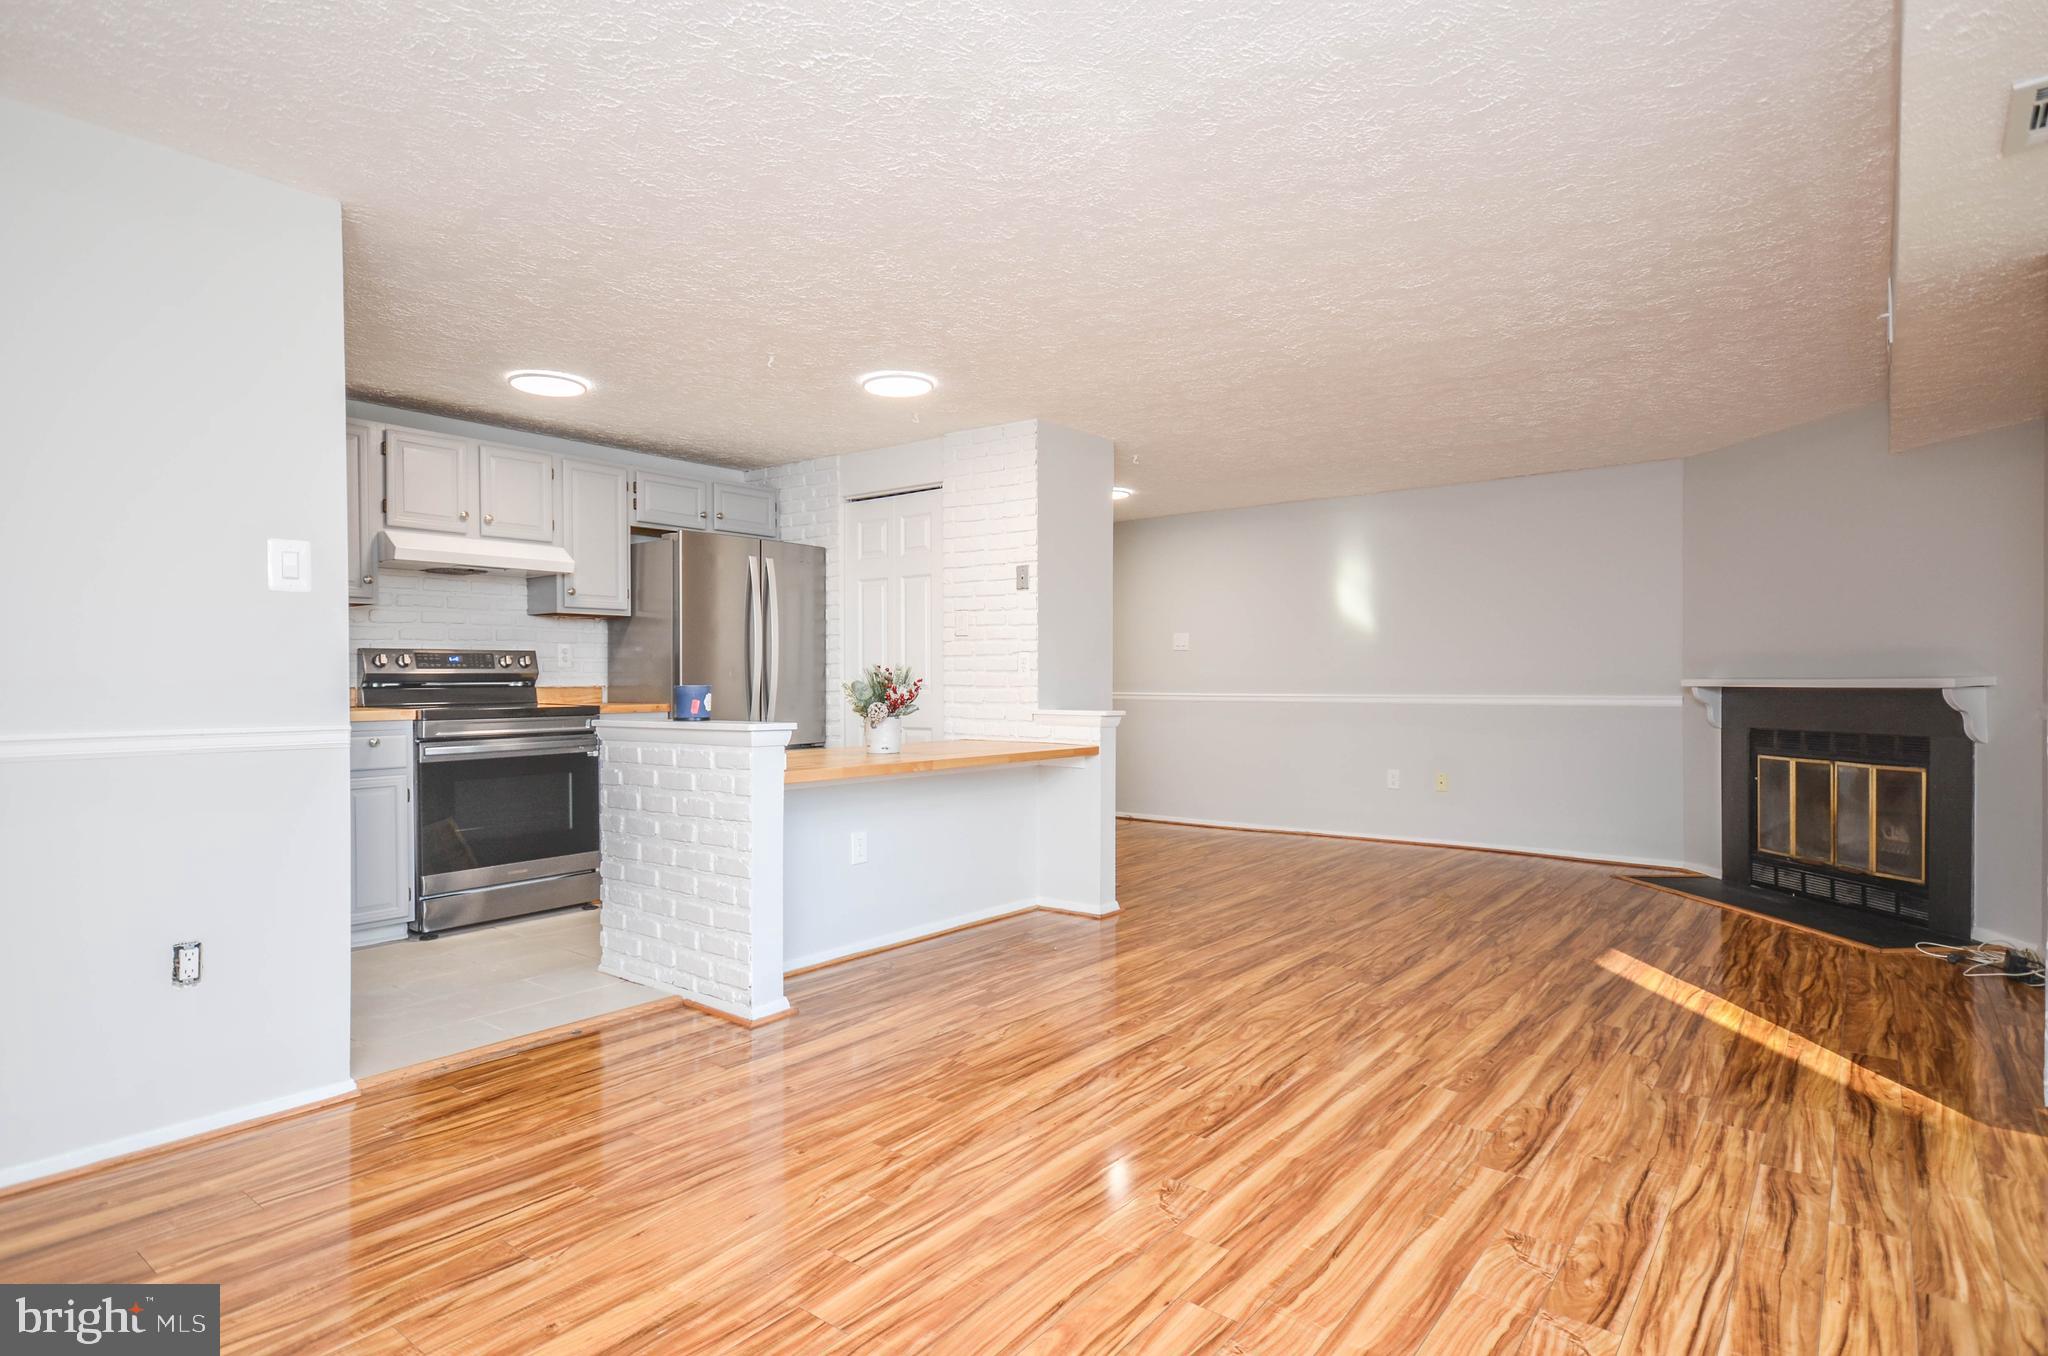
[673, 684, 713, 720]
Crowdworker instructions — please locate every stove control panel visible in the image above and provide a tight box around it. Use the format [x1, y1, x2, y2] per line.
[356, 648, 539, 682]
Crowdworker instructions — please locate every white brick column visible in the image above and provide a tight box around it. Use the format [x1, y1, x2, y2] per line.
[593, 716, 794, 1025]
[1033, 709, 1123, 917]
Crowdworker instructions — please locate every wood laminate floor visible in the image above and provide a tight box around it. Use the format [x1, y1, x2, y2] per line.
[3, 821, 2043, 1354]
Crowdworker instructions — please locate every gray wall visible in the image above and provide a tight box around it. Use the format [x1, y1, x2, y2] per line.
[1036, 422, 1115, 710]
[0, 100, 351, 1182]
[1114, 459, 1687, 864]
[1681, 407, 2046, 947]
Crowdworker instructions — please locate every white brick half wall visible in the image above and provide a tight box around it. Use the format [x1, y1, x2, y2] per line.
[594, 717, 793, 1023]
[348, 570, 608, 687]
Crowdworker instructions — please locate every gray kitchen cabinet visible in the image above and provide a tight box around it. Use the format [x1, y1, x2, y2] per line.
[346, 420, 380, 603]
[711, 482, 775, 536]
[632, 469, 710, 531]
[528, 456, 631, 615]
[383, 428, 477, 534]
[350, 741, 414, 942]
[478, 442, 557, 542]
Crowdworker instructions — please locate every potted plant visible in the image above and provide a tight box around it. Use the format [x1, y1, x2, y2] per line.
[844, 664, 924, 754]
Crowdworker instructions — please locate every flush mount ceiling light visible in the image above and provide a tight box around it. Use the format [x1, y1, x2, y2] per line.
[1111, 486, 1135, 501]
[858, 370, 937, 398]
[506, 370, 591, 398]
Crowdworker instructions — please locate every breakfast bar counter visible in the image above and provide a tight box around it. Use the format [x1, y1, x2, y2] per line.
[590, 711, 1121, 1025]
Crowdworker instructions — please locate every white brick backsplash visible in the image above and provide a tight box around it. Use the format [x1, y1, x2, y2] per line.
[348, 571, 608, 686]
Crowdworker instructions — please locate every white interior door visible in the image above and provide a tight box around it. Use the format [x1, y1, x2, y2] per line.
[845, 490, 943, 745]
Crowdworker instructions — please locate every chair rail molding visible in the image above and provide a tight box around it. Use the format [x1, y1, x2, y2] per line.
[0, 726, 352, 762]
[1113, 690, 1682, 709]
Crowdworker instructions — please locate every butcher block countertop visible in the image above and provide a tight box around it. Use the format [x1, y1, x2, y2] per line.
[784, 739, 1098, 785]
[348, 687, 665, 723]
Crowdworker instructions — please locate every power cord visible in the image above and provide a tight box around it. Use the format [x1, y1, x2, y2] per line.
[1917, 940, 2046, 986]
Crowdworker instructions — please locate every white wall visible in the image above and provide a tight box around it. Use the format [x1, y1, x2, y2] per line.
[1114, 460, 1687, 864]
[1035, 422, 1115, 710]
[0, 100, 352, 1183]
[1680, 406, 2046, 947]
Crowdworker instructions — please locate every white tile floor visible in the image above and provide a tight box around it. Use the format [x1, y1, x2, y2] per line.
[350, 908, 656, 1078]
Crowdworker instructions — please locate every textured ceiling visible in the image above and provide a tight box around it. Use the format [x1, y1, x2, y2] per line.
[1, 0, 1894, 518]
[1890, 0, 2048, 452]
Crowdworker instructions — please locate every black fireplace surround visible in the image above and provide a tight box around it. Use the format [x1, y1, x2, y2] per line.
[1715, 687, 1973, 945]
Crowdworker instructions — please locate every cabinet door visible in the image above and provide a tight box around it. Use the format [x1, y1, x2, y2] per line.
[346, 421, 378, 603]
[711, 482, 776, 536]
[544, 457, 631, 615]
[479, 443, 557, 542]
[383, 428, 477, 534]
[633, 470, 709, 530]
[350, 773, 413, 927]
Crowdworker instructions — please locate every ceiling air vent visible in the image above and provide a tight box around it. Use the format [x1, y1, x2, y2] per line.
[2005, 76, 2048, 155]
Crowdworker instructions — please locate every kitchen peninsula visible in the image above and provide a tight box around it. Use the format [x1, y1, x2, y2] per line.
[592, 712, 1122, 1024]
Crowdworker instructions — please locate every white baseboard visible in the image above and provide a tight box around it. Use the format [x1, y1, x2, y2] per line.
[783, 898, 1042, 974]
[1972, 925, 2044, 955]
[1116, 812, 1693, 873]
[0, 1078, 357, 1191]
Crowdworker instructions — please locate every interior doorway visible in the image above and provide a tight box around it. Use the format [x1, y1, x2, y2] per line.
[844, 488, 945, 745]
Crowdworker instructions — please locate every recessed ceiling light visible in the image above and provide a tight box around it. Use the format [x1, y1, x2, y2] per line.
[859, 370, 937, 398]
[507, 370, 591, 398]
[1111, 486, 1135, 501]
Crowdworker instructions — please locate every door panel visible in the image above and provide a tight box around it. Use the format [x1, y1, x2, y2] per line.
[478, 443, 556, 542]
[383, 429, 476, 533]
[675, 531, 757, 720]
[346, 421, 377, 602]
[557, 458, 630, 613]
[763, 540, 826, 746]
[712, 482, 776, 536]
[350, 774, 412, 926]
[844, 490, 944, 744]
[635, 471, 710, 530]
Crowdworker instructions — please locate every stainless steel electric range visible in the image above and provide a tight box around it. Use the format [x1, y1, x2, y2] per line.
[356, 648, 600, 937]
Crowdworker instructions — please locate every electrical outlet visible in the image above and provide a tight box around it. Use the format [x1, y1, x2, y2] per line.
[1434, 772, 1450, 793]
[849, 831, 868, 865]
[1016, 564, 1031, 590]
[555, 643, 573, 668]
[171, 941, 202, 987]
[1172, 632, 1190, 651]
[1386, 769, 1401, 789]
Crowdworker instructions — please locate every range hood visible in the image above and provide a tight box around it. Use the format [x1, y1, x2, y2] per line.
[376, 528, 575, 576]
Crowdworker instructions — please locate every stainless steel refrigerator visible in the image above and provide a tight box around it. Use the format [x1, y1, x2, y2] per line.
[607, 532, 827, 746]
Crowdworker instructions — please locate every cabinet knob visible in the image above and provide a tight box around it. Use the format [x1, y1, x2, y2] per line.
[366, 737, 381, 747]
[567, 586, 577, 596]
[484, 513, 494, 524]
[699, 510, 707, 519]
[716, 511, 725, 520]
[459, 510, 470, 521]
[361, 574, 372, 585]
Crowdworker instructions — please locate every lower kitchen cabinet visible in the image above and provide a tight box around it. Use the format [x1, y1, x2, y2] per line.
[350, 733, 414, 945]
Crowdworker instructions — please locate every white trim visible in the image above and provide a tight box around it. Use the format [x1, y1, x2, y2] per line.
[1972, 924, 2044, 955]
[1116, 812, 1692, 872]
[1683, 676, 1996, 742]
[1113, 691, 1681, 709]
[0, 1079, 357, 1191]
[0, 725, 350, 763]
[783, 897, 1041, 973]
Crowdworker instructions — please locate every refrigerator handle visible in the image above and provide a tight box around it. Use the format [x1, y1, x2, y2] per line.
[746, 553, 764, 720]
[764, 556, 781, 720]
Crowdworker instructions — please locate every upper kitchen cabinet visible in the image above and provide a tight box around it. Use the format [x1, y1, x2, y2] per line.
[478, 443, 557, 542]
[711, 482, 775, 536]
[346, 420, 380, 604]
[632, 469, 710, 531]
[528, 457, 631, 616]
[383, 428, 477, 533]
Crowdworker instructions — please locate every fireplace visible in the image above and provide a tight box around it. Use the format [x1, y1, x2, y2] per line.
[1677, 679, 1986, 947]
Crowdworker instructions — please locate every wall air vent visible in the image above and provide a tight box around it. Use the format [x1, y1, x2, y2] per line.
[2005, 76, 2048, 155]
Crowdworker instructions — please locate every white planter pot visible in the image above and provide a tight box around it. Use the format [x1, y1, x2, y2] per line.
[866, 715, 903, 755]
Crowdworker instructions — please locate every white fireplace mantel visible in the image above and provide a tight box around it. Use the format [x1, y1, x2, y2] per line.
[1682, 676, 1996, 743]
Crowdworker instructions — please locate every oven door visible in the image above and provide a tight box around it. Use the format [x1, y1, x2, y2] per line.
[414, 733, 600, 896]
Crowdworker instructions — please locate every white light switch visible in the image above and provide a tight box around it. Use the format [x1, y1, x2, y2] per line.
[267, 538, 311, 592]
[1386, 769, 1401, 789]
[1172, 632, 1190, 651]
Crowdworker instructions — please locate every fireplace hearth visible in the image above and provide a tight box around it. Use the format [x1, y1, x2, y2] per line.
[1650, 679, 1987, 948]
